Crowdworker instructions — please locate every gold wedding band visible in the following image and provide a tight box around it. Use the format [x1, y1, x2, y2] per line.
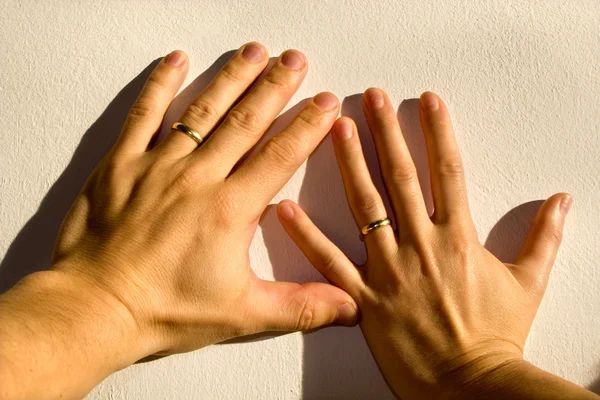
[172, 122, 203, 145]
[360, 218, 392, 236]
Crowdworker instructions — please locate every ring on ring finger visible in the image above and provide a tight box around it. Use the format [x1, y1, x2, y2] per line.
[172, 122, 204, 146]
[361, 217, 392, 236]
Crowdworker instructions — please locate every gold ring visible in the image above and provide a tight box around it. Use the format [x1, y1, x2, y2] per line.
[172, 122, 203, 145]
[360, 218, 391, 236]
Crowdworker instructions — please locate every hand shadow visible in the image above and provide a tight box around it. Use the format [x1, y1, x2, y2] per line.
[483, 200, 542, 264]
[261, 95, 434, 399]
[484, 201, 600, 396]
[590, 373, 600, 394]
[0, 50, 235, 293]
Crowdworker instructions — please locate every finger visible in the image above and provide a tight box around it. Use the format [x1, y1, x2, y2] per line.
[248, 279, 359, 332]
[362, 88, 431, 235]
[277, 200, 364, 297]
[229, 92, 339, 214]
[156, 42, 269, 158]
[116, 50, 189, 155]
[418, 91, 470, 223]
[514, 193, 573, 292]
[330, 117, 397, 253]
[195, 49, 308, 174]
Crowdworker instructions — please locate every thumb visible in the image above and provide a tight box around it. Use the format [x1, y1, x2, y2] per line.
[247, 279, 359, 333]
[514, 193, 573, 292]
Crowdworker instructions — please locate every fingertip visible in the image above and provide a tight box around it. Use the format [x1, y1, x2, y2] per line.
[559, 193, 573, 216]
[164, 50, 188, 68]
[240, 41, 267, 64]
[280, 49, 307, 70]
[313, 92, 340, 111]
[334, 302, 360, 326]
[420, 91, 440, 112]
[541, 193, 573, 219]
[333, 117, 355, 140]
[363, 87, 386, 110]
[277, 200, 297, 221]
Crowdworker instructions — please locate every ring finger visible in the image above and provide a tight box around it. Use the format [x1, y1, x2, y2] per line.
[331, 117, 397, 255]
[156, 42, 269, 158]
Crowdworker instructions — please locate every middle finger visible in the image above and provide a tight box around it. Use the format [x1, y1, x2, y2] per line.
[362, 88, 430, 236]
[195, 49, 309, 176]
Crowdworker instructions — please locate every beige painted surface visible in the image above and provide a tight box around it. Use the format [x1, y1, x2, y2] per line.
[1, 1, 599, 398]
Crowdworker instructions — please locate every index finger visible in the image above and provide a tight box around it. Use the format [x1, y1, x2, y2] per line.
[116, 50, 189, 155]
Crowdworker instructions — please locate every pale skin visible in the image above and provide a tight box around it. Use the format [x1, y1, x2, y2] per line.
[0, 42, 597, 399]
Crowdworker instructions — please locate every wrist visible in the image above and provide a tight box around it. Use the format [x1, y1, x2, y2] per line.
[440, 353, 600, 400]
[46, 267, 159, 364]
[434, 342, 525, 400]
[442, 354, 525, 400]
[0, 269, 155, 395]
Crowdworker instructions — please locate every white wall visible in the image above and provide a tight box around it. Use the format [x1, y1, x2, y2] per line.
[1, 1, 599, 398]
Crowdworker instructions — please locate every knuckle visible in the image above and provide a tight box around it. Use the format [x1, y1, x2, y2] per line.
[352, 195, 383, 218]
[98, 152, 126, 186]
[387, 165, 418, 185]
[447, 229, 475, 261]
[438, 158, 464, 178]
[219, 62, 245, 83]
[452, 237, 473, 257]
[320, 253, 341, 276]
[169, 166, 200, 194]
[294, 292, 315, 331]
[296, 109, 324, 129]
[261, 72, 289, 91]
[226, 107, 260, 132]
[128, 101, 158, 120]
[264, 134, 300, 165]
[186, 100, 220, 125]
[86, 154, 132, 212]
[545, 225, 563, 245]
[145, 73, 167, 93]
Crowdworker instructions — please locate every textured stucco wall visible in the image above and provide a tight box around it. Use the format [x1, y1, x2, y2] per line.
[1, 1, 599, 398]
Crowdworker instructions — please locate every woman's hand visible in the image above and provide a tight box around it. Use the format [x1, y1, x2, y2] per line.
[277, 89, 589, 398]
[0, 42, 360, 398]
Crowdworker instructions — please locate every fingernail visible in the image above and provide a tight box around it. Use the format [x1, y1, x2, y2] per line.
[421, 92, 439, 111]
[560, 194, 573, 216]
[241, 43, 265, 63]
[165, 50, 185, 67]
[335, 303, 358, 326]
[281, 50, 306, 70]
[279, 202, 295, 221]
[365, 88, 385, 109]
[334, 119, 353, 140]
[313, 92, 339, 110]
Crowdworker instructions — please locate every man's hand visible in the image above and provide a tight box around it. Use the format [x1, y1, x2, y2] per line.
[0, 43, 357, 399]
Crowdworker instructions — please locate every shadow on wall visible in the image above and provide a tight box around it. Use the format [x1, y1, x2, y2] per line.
[0, 51, 235, 293]
[484, 200, 542, 264]
[590, 373, 600, 394]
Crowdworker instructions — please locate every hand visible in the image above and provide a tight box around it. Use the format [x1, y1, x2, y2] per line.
[51, 43, 358, 359]
[278, 89, 573, 398]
